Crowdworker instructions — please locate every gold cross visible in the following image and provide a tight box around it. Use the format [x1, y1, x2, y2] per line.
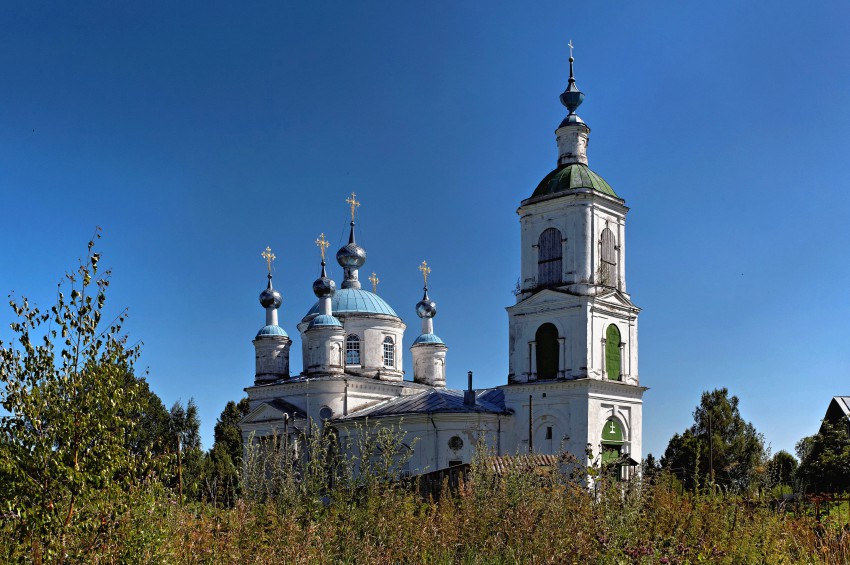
[568, 39, 574, 58]
[315, 233, 330, 261]
[369, 272, 379, 293]
[261, 246, 276, 273]
[419, 260, 431, 286]
[346, 192, 361, 221]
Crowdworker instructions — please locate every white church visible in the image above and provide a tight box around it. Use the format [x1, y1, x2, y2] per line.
[239, 52, 645, 477]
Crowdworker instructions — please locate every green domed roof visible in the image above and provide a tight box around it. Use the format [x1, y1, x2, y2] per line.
[532, 163, 617, 199]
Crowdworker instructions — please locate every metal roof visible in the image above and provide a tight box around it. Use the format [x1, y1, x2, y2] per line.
[304, 288, 399, 320]
[267, 398, 307, 418]
[256, 324, 288, 338]
[308, 314, 343, 329]
[249, 373, 434, 390]
[412, 333, 444, 345]
[338, 388, 509, 420]
[835, 397, 850, 417]
[820, 396, 850, 434]
[827, 396, 850, 420]
[488, 454, 561, 475]
[531, 163, 617, 199]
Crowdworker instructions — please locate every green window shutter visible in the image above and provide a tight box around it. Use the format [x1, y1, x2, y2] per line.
[605, 324, 621, 381]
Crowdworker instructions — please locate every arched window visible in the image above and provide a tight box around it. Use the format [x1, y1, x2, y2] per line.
[600, 227, 617, 287]
[605, 324, 621, 381]
[535, 323, 559, 380]
[382, 336, 395, 368]
[537, 228, 563, 288]
[345, 334, 361, 365]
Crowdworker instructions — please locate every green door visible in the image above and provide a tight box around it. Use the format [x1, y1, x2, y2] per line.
[601, 418, 625, 478]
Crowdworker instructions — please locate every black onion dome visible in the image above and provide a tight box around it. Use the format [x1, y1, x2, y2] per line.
[336, 243, 366, 268]
[336, 221, 367, 268]
[259, 276, 282, 309]
[416, 289, 437, 318]
[313, 276, 336, 298]
[312, 261, 336, 298]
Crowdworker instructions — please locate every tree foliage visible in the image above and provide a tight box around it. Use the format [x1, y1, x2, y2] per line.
[661, 388, 765, 491]
[796, 421, 850, 494]
[122, 370, 173, 478]
[167, 398, 203, 501]
[202, 398, 250, 506]
[765, 450, 797, 489]
[0, 231, 151, 559]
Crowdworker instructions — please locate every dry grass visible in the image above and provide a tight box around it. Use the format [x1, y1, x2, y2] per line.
[3, 435, 849, 564]
[5, 471, 843, 564]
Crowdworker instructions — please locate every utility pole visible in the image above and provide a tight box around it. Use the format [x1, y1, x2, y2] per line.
[177, 433, 183, 504]
[708, 411, 714, 492]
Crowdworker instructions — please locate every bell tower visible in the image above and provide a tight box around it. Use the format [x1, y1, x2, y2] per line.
[506, 49, 639, 386]
[501, 46, 644, 472]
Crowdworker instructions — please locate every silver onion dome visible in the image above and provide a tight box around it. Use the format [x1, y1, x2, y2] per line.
[259, 275, 282, 309]
[312, 261, 336, 298]
[336, 243, 366, 267]
[416, 288, 437, 318]
[336, 221, 366, 268]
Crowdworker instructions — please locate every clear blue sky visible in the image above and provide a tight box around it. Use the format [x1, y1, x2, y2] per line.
[1, 2, 849, 459]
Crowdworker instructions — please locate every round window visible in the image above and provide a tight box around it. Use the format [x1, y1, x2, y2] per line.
[448, 436, 463, 451]
[319, 406, 333, 421]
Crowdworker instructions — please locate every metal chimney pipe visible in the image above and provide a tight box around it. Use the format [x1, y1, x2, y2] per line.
[464, 371, 476, 406]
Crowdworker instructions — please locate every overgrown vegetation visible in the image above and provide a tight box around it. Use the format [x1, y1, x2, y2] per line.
[661, 388, 766, 492]
[3, 427, 850, 564]
[2, 237, 849, 563]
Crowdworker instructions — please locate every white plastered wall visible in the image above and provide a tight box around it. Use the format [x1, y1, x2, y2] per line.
[298, 314, 406, 381]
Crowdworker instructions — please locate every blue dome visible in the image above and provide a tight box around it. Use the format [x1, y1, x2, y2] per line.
[304, 288, 399, 319]
[256, 325, 288, 338]
[308, 314, 343, 329]
[413, 333, 444, 345]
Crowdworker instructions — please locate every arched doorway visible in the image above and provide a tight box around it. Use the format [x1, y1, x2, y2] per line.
[601, 418, 625, 479]
[535, 323, 559, 380]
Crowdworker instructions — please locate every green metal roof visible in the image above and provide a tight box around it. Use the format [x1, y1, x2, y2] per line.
[532, 163, 617, 199]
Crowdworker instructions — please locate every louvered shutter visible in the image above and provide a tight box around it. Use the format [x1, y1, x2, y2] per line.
[537, 228, 562, 287]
